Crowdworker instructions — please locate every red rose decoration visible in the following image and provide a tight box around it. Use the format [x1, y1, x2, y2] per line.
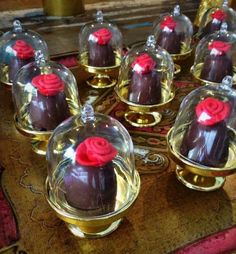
[160, 16, 177, 31]
[208, 40, 231, 55]
[196, 97, 230, 126]
[32, 73, 65, 96]
[211, 9, 226, 21]
[76, 137, 118, 167]
[12, 40, 34, 60]
[131, 53, 156, 74]
[90, 28, 112, 45]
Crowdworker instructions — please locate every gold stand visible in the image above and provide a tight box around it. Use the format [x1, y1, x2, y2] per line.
[14, 114, 52, 155]
[167, 128, 236, 191]
[86, 74, 117, 89]
[45, 169, 140, 238]
[115, 81, 175, 128]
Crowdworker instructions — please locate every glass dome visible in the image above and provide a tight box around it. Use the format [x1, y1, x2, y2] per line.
[116, 35, 174, 106]
[115, 35, 174, 127]
[192, 22, 236, 84]
[0, 20, 48, 85]
[12, 51, 80, 154]
[45, 104, 140, 238]
[153, 5, 193, 56]
[197, 0, 236, 39]
[167, 76, 236, 191]
[78, 10, 123, 88]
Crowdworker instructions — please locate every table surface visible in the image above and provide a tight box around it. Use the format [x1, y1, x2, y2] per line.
[0, 2, 236, 254]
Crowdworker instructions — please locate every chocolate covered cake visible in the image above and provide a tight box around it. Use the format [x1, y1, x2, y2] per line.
[128, 53, 161, 105]
[156, 16, 183, 54]
[200, 9, 227, 39]
[29, 73, 70, 131]
[180, 97, 231, 167]
[64, 137, 117, 213]
[200, 40, 233, 83]
[88, 28, 115, 67]
[9, 40, 35, 82]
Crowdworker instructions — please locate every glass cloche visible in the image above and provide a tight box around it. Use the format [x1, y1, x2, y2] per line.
[153, 5, 193, 60]
[197, 0, 236, 40]
[78, 10, 123, 88]
[115, 35, 175, 127]
[167, 76, 236, 191]
[12, 51, 81, 155]
[0, 20, 48, 85]
[191, 22, 236, 84]
[45, 104, 140, 238]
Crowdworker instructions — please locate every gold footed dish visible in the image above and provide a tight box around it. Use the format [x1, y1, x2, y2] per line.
[167, 127, 236, 191]
[124, 111, 162, 127]
[14, 114, 52, 155]
[171, 49, 193, 62]
[115, 82, 175, 128]
[45, 169, 141, 238]
[191, 63, 236, 85]
[86, 73, 117, 89]
[80, 52, 121, 89]
[0, 65, 12, 86]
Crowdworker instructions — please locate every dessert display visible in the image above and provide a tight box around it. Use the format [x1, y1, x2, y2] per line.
[180, 97, 230, 167]
[12, 52, 80, 155]
[200, 40, 233, 83]
[153, 5, 193, 60]
[128, 53, 161, 105]
[115, 35, 174, 127]
[0, 20, 48, 85]
[88, 28, 115, 67]
[64, 136, 117, 213]
[29, 73, 71, 131]
[9, 40, 35, 82]
[45, 104, 141, 238]
[156, 16, 183, 54]
[200, 9, 227, 39]
[167, 76, 236, 191]
[79, 10, 122, 88]
[191, 23, 236, 85]
[197, 1, 236, 39]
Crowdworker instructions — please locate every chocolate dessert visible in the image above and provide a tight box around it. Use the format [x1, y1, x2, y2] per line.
[156, 16, 183, 54]
[200, 40, 233, 83]
[88, 28, 115, 67]
[63, 137, 117, 213]
[9, 40, 35, 82]
[128, 53, 161, 105]
[200, 9, 227, 39]
[180, 97, 230, 167]
[29, 73, 70, 131]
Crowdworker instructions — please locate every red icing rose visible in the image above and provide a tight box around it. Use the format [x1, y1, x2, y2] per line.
[76, 137, 117, 167]
[211, 9, 226, 21]
[12, 40, 34, 60]
[208, 40, 231, 55]
[160, 16, 177, 31]
[131, 53, 156, 74]
[196, 97, 230, 126]
[32, 73, 64, 96]
[91, 28, 112, 45]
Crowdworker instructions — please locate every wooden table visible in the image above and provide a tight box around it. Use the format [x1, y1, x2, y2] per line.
[0, 2, 236, 253]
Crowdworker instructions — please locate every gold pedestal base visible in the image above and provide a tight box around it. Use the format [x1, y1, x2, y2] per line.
[86, 74, 117, 89]
[66, 219, 122, 238]
[124, 111, 162, 127]
[31, 140, 48, 155]
[176, 166, 225, 191]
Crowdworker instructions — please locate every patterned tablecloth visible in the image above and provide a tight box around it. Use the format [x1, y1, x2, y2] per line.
[0, 57, 236, 254]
